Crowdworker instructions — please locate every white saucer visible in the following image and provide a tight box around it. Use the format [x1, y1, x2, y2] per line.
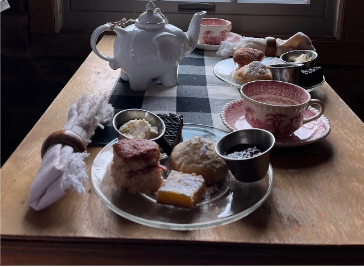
[196, 43, 221, 51]
[196, 32, 243, 51]
[214, 57, 326, 92]
[213, 57, 274, 87]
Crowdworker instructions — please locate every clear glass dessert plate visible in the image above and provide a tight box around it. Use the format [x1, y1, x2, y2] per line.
[91, 123, 274, 230]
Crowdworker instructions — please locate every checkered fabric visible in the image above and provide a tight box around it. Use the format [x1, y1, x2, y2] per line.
[90, 49, 240, 146]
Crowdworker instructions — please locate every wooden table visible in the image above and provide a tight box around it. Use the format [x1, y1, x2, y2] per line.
[2, 36, 364, 264]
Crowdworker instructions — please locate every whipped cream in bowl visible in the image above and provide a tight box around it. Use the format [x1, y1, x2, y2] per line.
[280, 50, 317, 68]
[113, 109, 165, 141]
[294, 53, 312, 63]
[119, 119, 159, 140]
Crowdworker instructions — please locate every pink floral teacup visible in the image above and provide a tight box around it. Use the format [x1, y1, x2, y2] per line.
[198, 18, 232, 45]
[240, 81, 325, 138]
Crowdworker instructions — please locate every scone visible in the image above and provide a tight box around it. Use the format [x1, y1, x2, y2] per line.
[233, 48, 265, 69]
[233, 61, 272, 84]
[111, 139, 163, 194]
[170, 136, 229, 184]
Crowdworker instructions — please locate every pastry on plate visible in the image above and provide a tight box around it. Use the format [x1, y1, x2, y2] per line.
[156, 170, 206, 209]
[170, 136, 228, 184]
[233, 61, 272, 84]
[233, 48, 265, 69]
[111, 139, 164, 194]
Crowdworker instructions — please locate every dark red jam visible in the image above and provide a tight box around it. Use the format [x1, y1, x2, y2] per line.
[225, 144, 263, 159]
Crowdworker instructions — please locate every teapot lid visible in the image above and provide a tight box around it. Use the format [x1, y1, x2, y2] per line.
[136, 1, 166, 30]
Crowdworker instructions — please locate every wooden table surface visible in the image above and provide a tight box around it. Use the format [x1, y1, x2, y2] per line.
[2, 36, 364, 264]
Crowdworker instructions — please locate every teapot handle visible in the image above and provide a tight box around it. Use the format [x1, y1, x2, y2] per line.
[90, 24, 121, 67]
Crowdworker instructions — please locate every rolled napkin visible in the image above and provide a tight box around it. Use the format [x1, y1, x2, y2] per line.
[28, 94, 114, 211]
[217, 32, 315, 58]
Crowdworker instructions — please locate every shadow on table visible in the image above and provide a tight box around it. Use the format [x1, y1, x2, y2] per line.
[24, 190, 85, 231]
[240, 194, 273, 231]
[24, 204, 63, 231]
[270, 139, 333, 169]
[310, 87, 328, 103]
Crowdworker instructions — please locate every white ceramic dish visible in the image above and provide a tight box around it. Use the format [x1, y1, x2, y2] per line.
[196, 43, 221, 51]
[214, 58, 325, 91]
[214, 57, 274, 87]
[91, 123, 274, 230]
[221, 99, 331, 148]
[196, 32, 243, 51]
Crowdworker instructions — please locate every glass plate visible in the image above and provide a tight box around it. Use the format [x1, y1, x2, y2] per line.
[213, 57, 325, 92]
[91, 123, 274, 230]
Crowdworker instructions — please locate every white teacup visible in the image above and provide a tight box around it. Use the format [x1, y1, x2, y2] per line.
[198, 18, 232, 45]
[240, 81, 325, 138]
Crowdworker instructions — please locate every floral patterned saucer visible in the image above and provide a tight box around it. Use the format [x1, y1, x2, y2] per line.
[221, 99, 331, 147]
[196, 32, 242, 51]
[196, 43, 221, 51]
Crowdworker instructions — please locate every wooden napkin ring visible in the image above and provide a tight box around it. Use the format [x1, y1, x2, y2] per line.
[265, 37, 277, 57]
[41, 130, 87, 158]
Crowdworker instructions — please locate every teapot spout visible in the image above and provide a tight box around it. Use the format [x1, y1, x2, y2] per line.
[183, 11, 206, 55]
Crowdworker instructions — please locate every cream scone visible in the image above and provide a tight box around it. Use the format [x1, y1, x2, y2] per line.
[233, 61, 272, 84]
[170, 136, 228, 184]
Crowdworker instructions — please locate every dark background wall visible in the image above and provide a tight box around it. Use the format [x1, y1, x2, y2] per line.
[1, 0, 89, 165]
[1, 0, 364, 166]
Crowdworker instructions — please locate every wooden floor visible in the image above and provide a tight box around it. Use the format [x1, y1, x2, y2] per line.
[1, 60, 364, 166]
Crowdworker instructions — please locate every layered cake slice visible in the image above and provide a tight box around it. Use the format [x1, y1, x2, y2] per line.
[156, 170, 206, 209]
[111, 139, 164, 194]
[156, 113, 183, 155]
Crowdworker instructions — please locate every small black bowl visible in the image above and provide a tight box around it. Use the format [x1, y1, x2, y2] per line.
[215, 129, 275, 183]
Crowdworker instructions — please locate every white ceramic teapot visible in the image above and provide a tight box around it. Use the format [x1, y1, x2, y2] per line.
[90, 2, 206, 91]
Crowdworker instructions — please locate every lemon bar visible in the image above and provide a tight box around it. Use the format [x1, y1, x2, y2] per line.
[156, 170, 206, 209]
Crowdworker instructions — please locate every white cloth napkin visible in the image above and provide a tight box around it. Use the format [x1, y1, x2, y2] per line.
[217, 32, 316, 58]
[28, 94, 114, 211]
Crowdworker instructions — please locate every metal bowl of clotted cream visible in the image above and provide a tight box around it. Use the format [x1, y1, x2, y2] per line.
[113, 109, 165, 141]
[280, 50, 318, 67]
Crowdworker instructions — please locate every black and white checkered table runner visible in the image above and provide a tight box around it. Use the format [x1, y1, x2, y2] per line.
[91, 49, 240, 146]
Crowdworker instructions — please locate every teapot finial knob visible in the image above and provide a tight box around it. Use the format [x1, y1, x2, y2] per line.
[146, 1, 156, 12]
